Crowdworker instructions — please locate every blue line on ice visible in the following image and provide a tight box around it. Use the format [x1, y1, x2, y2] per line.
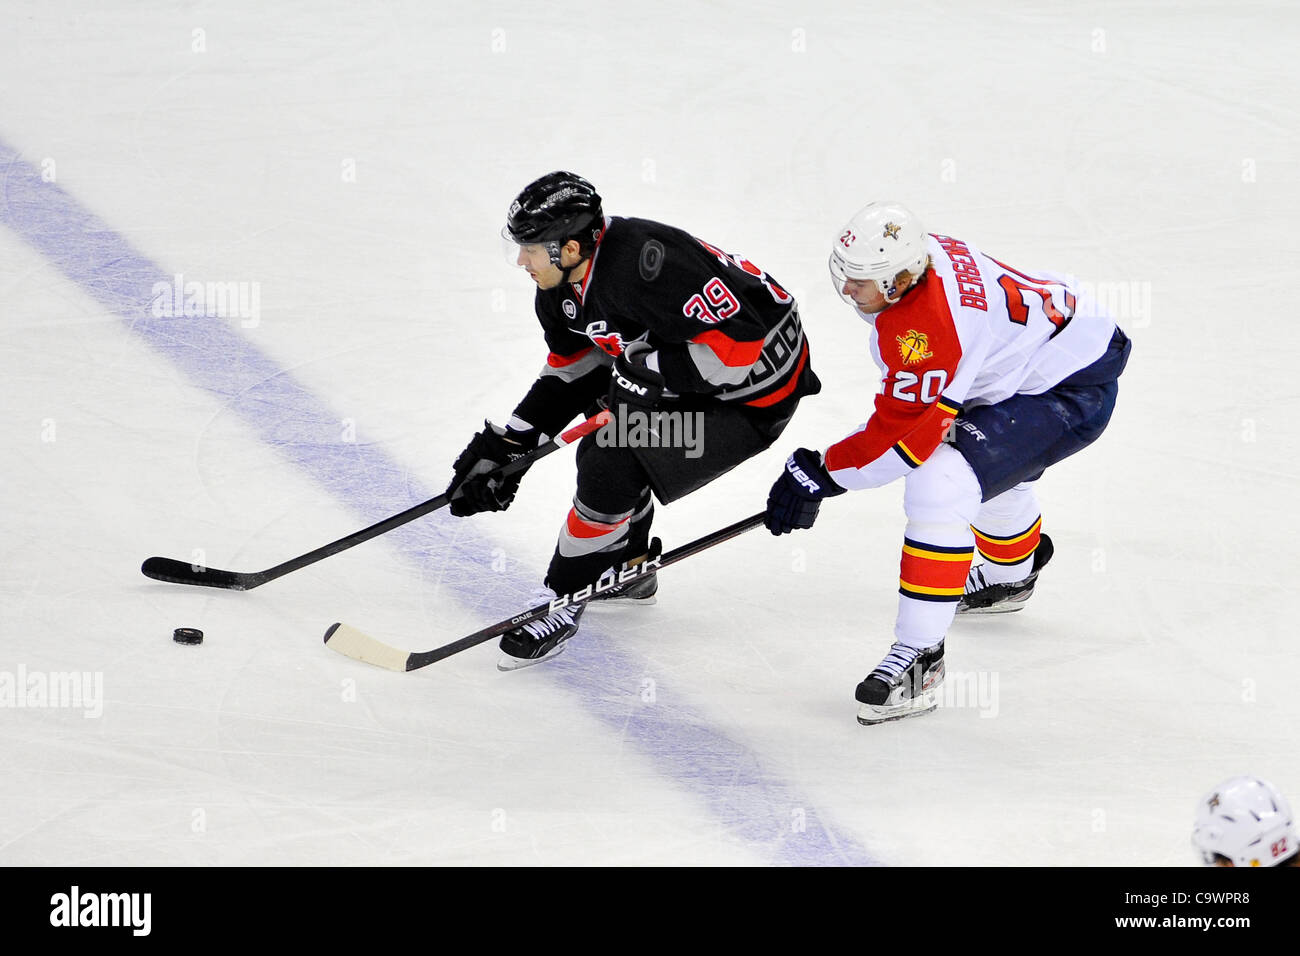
[0, 140, 879, 866]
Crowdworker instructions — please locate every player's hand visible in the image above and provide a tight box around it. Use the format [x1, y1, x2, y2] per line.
[608, 340, 665, 413]
[446, 422, 532, 516]
[764, 448, 846, 535]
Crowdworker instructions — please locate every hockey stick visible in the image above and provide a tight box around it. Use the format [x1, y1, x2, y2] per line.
[140, 410, 611, 590]
[322, 511, 767, 671]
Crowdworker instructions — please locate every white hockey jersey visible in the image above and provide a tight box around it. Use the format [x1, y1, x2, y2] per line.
[824, 233, 1117, 491]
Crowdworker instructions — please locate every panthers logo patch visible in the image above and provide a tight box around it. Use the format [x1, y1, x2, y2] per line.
[896, 329, 933, 365]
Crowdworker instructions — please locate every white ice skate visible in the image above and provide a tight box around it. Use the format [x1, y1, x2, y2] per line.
[855, 640, 945, 725]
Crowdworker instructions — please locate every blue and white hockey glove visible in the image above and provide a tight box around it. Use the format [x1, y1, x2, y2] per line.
[764, 448, 846, 535]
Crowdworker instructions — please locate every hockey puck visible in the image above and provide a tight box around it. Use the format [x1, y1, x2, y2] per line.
[173, 627, 204, 646]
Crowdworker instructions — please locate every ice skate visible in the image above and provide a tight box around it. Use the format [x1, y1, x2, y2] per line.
[957, 533, 1053, 614]
[855, 640, 945, 725]
[498, 589, 586, 670]
[588, 538, 661, 606]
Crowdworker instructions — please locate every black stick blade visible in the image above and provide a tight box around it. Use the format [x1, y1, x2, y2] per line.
[140, 557, 259, 590]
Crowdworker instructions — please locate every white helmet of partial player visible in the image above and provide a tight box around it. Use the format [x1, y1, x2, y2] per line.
[1191, 776, 1298, 866]
[828, 201, 931, 311]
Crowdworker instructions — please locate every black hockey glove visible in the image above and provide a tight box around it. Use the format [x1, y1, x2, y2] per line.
[608, 341, 665, 414]
[446, 422, 533, 517]
[764, 448, 846, 535]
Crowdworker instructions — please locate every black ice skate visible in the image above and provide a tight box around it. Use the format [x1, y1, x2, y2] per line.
[956, 533, 1054, 615]
[588, 538, 662, 606]
[498, 590, 586, 671]
[855, 640, 945, 725]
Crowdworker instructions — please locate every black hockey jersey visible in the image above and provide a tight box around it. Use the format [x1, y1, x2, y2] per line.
[510, 216, 819, 439]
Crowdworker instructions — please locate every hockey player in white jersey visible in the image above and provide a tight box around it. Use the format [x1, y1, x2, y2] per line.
[764, 201, 1131, 724]
[1193, 776, 1299, 866]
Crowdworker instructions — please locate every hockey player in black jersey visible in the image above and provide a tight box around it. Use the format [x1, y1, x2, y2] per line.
[446, 171, 820, 668]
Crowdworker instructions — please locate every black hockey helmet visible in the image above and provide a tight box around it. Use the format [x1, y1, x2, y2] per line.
[503, 171, 604, 264]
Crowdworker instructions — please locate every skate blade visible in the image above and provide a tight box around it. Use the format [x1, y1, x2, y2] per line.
[856, 691, 939, 725]
[956, 601, 1027, 615]
[496, 644, 569, 672]
[588, 594, 657, 608]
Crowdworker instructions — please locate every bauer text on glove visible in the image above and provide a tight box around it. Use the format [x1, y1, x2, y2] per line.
[764, 447, 846, 535]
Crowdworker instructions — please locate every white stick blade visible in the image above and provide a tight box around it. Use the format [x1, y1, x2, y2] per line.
[323, 623, 410, 672]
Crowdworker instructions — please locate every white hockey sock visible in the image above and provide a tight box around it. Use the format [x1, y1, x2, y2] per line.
[969, 553, 1032, 587]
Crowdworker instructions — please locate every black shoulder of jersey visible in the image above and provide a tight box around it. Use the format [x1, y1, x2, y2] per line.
[590, 216, 795, 325]
[596, 217, 699, 283]
[585, 216, 731, 311]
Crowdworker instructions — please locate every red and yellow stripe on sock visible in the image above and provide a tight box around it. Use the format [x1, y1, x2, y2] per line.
[899, 537, 974, 603]
[972, 516, 1041, 566]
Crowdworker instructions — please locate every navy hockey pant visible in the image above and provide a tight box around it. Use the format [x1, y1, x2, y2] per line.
[949, 327, 1132, 501]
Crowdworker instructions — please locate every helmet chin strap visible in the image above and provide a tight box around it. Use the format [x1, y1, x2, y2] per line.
[876, 267, 923, 305]
[547, 240, 589, 285]
[877, 279, 902, 304]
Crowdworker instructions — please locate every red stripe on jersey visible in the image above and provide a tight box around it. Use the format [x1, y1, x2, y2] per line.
[691, 329, 764, 368]
[547, 346, 595, 368]
[573, 217, 610, 304]
[987, 256, 1051, 286]
[565, 508, 627, 540]
[973, 517, 1041, 564]
[745, 342, 809, 408]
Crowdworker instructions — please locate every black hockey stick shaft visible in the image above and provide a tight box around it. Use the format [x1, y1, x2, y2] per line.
[141, 410, 611, 590]
[322, 511, 767, 671]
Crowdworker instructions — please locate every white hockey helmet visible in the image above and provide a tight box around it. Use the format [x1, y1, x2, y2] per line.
[828, 201, 931, 310]
[1191, 776, 1298, 866]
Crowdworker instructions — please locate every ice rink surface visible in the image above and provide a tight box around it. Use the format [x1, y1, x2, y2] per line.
[2, 1, 1297, 866]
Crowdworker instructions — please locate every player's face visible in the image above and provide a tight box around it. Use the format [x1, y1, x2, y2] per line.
[515, 240, 587, 289]
[842, 278, 891, 313]
[516, 244, 564, 289]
